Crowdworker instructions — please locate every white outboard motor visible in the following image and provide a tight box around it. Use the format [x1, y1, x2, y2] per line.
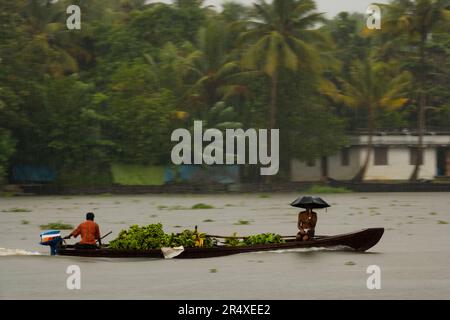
[40, 230, 62, 255]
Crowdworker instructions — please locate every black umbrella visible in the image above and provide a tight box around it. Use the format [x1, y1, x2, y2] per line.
[290, 196, 330, 209]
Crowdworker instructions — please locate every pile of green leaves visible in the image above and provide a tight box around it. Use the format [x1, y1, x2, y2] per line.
[224, 233, 285, 247]
[166, 229, 216, 248]
[108, 223, 216, 250]
[243, 233, 285, 246]
[108, 224, 168, 250]
[224, 233, 243, 247]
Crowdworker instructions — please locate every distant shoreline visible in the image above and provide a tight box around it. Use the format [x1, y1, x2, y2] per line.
[3, 181, 450, 196]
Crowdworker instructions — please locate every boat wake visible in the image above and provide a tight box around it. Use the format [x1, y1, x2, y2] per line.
[261, 245, 352, 254]
[0, 248, 42, 256]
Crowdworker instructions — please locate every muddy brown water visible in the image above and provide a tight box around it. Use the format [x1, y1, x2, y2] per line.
[1, 193, 449, 299]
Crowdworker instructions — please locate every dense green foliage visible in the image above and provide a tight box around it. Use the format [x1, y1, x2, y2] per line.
[0, 0, 448, 184]
[108, 224, 285, 250]
[108, 223, 216, 250]
[243, 233, 286, 246]
[224, 232, 286, 246]
[108, 224, 168, 250]
[0, 129, 15, 184]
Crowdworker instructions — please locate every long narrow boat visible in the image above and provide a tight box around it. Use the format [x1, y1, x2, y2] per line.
[56, 228, 384, 259]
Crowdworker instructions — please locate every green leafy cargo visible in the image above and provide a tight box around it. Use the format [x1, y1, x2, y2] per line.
[108, 224, 168, 250]
[224, 232, 285, 247]
[243, 233, 285, 246]
[108, 224, 285, 250]
[108, 224, 216, 250]
[224, 233, 244, 247]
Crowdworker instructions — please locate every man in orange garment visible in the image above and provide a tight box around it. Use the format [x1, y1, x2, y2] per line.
[65, 212, 101, 249]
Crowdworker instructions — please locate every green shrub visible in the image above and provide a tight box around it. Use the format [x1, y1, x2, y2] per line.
[0, 192, 16, 198]
[57, 165, 113, 187]
[304, 185, 352, 194]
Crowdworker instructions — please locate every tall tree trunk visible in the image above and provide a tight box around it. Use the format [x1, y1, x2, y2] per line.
[353, 103, 374, 181]
[265, 71, 278, 183]
[269, 71, 278, 135]
[410, 36, 427, 181]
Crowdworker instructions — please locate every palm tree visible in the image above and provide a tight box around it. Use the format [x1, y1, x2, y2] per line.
[379, 0, 450, 180]
[221, 1, 251, 23]
[320, 59, 411, 181]
[204, 101, 243, 131]
[240, 0, 325, 133]
[178, 20, 254, 116]
[19, 0, 79, 77]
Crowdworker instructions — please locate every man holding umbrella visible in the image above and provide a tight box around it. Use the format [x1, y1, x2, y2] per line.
[297, 207, 317, 241]
[291, 196, 330, 241]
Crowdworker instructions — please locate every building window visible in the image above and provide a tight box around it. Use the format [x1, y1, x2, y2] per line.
[374, 147, 388, 166]
[341, 148, 350, 166]
[410, 147, 424, 165]
[306, 159, 315, 167]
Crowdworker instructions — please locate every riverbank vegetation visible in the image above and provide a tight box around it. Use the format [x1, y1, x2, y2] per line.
[0, 0, 448, 185]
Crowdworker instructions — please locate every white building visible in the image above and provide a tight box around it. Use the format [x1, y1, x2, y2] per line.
[291, 133, 450, 181]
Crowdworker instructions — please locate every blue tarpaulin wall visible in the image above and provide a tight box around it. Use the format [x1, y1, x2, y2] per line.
[12, 165, 56, 183]
[164, 165, 239, 184]
[11, 164, 239, 184]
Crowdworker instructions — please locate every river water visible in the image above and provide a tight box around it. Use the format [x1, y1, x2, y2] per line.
[1, 192, 449, 299]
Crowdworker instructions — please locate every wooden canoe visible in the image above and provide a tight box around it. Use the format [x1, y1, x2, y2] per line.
[56, 228, 384, 259]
